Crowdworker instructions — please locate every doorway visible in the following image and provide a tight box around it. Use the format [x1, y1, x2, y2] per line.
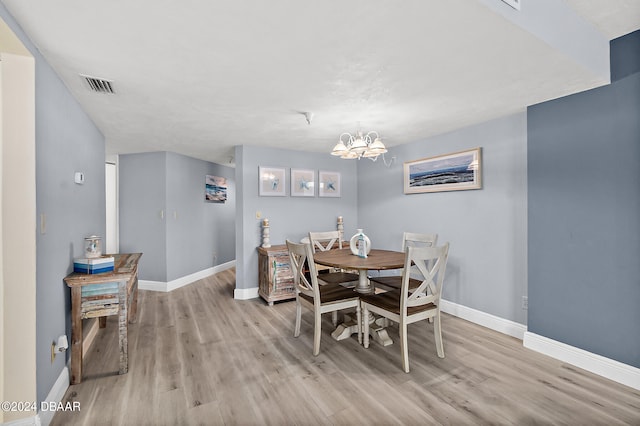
[105, 161, 118, 253]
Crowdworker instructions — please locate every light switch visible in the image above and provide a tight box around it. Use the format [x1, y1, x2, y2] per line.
[74, 172, 85, 184]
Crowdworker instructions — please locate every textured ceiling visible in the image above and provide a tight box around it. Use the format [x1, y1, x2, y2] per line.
[2, 0, 639, 166]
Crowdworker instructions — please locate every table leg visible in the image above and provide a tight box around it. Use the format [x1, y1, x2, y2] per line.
[128, 276, 138, 324]
[70, 287, 83, 385]
[333, 270, 369, 340]
[330, 319, 358, 340]
[354, 269, 373, 294]
[369, 317, 393, 346]
[118, 280, 128, 375]
[331, 313, 393, 346]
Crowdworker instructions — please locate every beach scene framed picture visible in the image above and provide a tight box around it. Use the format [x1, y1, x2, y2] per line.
[404, 147, 482, 194]
[205, 175, 227, 203]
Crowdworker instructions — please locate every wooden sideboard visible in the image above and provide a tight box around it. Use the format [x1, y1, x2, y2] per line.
[64, 253, 142, 384]
[257, 245, 295, 305]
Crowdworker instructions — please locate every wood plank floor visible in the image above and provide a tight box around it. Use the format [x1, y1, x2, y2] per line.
[52, 268, 640, 425]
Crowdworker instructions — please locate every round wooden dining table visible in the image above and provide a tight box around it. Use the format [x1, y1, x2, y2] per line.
[313, 248, 405, 295]
[313, 248, 405, 346]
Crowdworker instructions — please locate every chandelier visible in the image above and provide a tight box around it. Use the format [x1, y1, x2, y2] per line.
[331, 129, 388, 160]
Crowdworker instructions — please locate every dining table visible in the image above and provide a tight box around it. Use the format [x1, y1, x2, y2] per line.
[313, 247, 405, 346]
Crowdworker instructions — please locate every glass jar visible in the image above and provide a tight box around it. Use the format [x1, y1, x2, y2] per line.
[84, 236, 102, 258]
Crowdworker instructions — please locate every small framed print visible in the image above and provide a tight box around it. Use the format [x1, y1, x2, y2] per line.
[205, 175, 227, 203]
[319, 171, 341, 197]
[291, 169, 315, 197]
[259, 166, 286, 196]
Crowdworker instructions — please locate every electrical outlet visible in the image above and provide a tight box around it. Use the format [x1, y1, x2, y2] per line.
[522, 296, 528, 310]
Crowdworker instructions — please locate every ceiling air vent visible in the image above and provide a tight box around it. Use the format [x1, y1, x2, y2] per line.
[80, 74, 115, 94]
[501, 0, 520, 10]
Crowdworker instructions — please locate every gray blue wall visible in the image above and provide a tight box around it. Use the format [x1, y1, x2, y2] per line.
[0, 5, 106, 403]
[120, 151, 235, 282]
[358, 113, 528, 325]
[234, 145, 358, 291]
[166, 152, 235, 281]
[119, 152, 167, 281]
[527, 31, 640, 368]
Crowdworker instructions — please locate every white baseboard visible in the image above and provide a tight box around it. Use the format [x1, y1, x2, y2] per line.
[439, 300, 639, 391]
[1, 365, 68, 425]
[440, 299, 527, 340]
[139, 260, 236, 292]
[234, 286, 259, 300]
[3, 414, 39, 426]
[524, 332, 640, 391]
[138, 279, 166, 292]
[36, 366, 70, 426]
[82, 318, 99, 355]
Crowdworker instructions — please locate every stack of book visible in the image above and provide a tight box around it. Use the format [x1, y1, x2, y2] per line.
[73, 256, 115, 274]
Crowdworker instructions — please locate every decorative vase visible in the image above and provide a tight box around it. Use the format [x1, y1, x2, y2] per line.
[350, 228, 371, 258]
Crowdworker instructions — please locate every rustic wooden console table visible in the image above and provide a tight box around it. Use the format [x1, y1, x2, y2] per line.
[64, 253, 142, 384]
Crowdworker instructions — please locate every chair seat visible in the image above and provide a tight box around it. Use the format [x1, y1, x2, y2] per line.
[317, 271, 359, 285]
[300, 283, 359, 304]
[369, 276, 422, 291]
[360, 290, 436, 316]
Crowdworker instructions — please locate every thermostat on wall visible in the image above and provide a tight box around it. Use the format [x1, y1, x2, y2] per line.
[74, 172, 85, 185]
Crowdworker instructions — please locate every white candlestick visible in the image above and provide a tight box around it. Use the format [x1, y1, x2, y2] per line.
[262, 219, 271, 248]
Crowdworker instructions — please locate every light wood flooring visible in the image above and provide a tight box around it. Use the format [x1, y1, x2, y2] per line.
[52, 268, 640, 425]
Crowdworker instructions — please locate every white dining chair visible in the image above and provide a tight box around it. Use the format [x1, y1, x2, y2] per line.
[308, 231, 360, 287]
[360, 243, 450, 372]
[286, 240, 362, 356]
[369, 232, 438, 291]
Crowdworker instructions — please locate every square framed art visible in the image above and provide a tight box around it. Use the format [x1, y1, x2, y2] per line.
[290, 169, 315, 197]
[318, 171, 341, 197]
[259, 166, 286, 196]
[205, 175, 227, 203]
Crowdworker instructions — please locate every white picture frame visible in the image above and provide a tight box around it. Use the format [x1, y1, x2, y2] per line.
[290, 169, 315, 197]
[404, 147, 482, 194]
[318, 171, 341, 197]
[259, 166, 286, 196]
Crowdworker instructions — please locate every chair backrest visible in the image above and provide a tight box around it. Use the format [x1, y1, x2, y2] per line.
[402, 233, 438, 279]
[400, 243, 450, 311]
[402, 232, 438, 250]
[308, 231, 344, 253]
[286, 239, 320, 300]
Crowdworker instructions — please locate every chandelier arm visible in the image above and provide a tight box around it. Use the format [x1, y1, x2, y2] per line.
[367, 152, 395, 167]
[381, 152, 395, 167]
[339, 132, 353, 139]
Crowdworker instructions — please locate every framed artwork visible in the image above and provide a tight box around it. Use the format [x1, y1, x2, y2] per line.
[290, 169, 315, 197]
[404, 147, 482, 194]
[205, 175, 227, 203]
[259, 166, 286, 196]
[318, 171, 341, 197]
